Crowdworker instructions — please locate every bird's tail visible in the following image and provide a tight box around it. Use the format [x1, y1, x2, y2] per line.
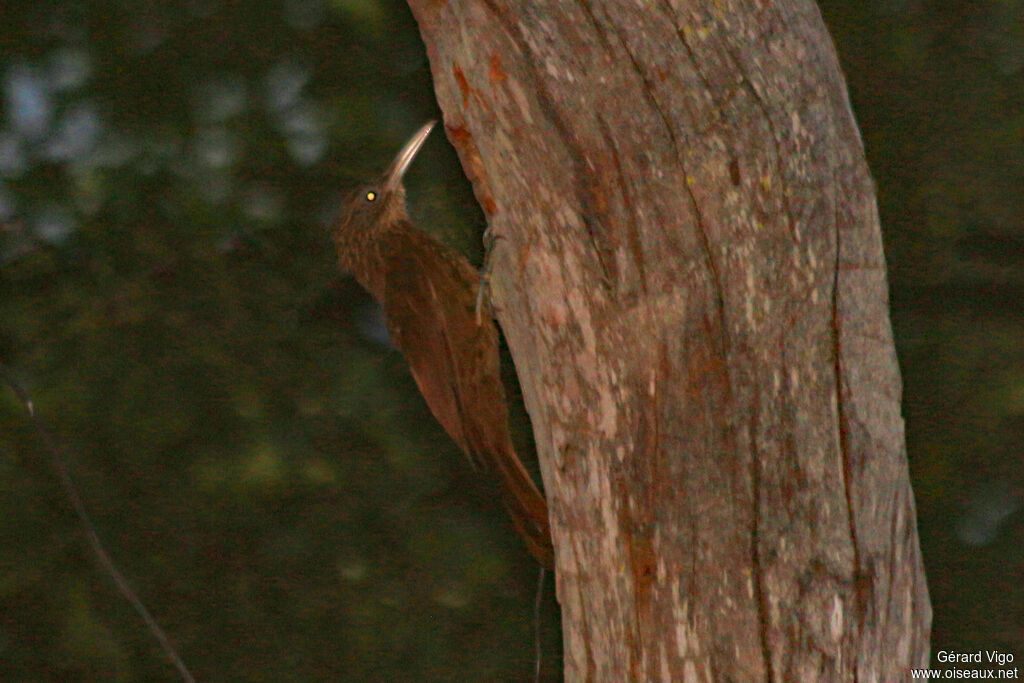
[489, 440, 554, 568]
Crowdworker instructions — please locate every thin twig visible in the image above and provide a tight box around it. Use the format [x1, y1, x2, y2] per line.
[0, 364, 196, 683]
[533, 565, 545, 683]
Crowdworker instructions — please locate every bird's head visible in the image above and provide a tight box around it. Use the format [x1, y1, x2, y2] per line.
[335, 121, 435, 241]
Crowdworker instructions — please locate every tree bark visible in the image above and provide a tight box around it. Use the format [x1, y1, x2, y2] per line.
[406, 1, 931, 680]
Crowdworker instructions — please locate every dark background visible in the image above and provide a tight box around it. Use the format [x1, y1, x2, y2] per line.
[0, 1, 1020, 680]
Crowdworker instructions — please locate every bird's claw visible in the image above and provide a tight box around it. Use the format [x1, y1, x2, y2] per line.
[475, 273, 490, 326]
[475, 225, 503, 325]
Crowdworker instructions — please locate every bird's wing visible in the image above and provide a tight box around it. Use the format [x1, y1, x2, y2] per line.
[379, 229, 478, 455]
[380, 228, 554, 567]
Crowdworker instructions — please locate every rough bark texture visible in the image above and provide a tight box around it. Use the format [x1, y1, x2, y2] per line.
[406, 0, 931, 680]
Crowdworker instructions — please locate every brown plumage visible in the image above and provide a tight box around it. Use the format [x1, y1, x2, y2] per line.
[333, 122, 553, 567]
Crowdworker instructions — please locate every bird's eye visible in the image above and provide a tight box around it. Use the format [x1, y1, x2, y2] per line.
[365, 191, 376, 202]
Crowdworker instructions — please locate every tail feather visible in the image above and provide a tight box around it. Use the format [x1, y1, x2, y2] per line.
[486, 440, 553, 568]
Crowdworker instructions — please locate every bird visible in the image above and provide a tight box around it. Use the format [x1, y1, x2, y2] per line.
[333, 121, 554, 568]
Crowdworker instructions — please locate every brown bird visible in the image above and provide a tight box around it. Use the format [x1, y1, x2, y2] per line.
[333, 121, 553, 568]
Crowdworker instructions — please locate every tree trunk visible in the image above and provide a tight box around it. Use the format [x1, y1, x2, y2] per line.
[405, 1, 932, 680]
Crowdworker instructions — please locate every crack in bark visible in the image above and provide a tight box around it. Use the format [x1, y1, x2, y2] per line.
[658, 0, 718, 102]
[583, 0, 730, 339]
[567, 531, 598, 681]
[651, 9, 731, 349]
[577, 4, 660, 298]
[831, 162, 863, 683]
[481, 0, 615, 291]
[748, 390, 777, 683]
[884, 486, 900, 633]
[643, 9, 780, 681]
[663, 2, 800, 247]
[656, 0, 750, 146]
[720, 42, 801, 245]
[626, 348, 667, 679]
[576, 0, 614, 51]
[595, 114, 647, 296]
[577, 0, 652, 296]
[585, 1, 724, 308]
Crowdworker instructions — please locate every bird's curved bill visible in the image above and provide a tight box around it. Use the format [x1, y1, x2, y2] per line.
[383, 121, 436, 192]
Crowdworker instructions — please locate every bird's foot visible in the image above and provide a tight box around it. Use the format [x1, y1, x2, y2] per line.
[475, 274, 490, 326]
[475, 225, 502, 325]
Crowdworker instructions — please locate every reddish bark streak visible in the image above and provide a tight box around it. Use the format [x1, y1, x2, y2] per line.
[488, 54, 507, 83]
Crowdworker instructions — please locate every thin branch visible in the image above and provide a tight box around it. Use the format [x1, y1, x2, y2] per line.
[0, 363, 197, 683]
[533, 566, 545, 683]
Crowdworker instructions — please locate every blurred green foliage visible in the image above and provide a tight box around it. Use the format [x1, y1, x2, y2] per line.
[0, 0, 1020, 680]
